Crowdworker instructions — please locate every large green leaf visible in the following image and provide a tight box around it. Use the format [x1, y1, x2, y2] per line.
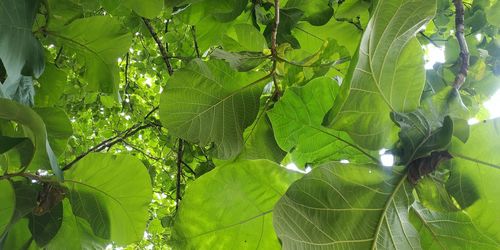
[0, 180, 15, 235]
[273, 162, 498, 248]
[410, 202, 499, 249]
[64, 153, 152, 245]
[171, 160, 301, 249]
[48, 16, 132, 94]
[0, 0, 45, 105]
[447, 118, 500, 242]
[0, 99, 61, 179]
[268, 77, 375, 166]
[160, 59, 268, 159]
[329, 0, 437, 150]
[274, 163, 419, 249]
[44, 200, 107, 250]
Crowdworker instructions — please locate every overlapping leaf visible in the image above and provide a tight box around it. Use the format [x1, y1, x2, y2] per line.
[64, 153, 152, 245]
[160, 59, 267, 159]
[0, 180, 15, 235]
[447, 118, 500, 242]
[329, 0, 437, 149]
[0, 0, 45, 105]
[273, 162, 497, 249]
[392, 110, 453, 164]
[274, 163, 420, 249]
[268, 77, 375, 166]
[171, 160, 301, 249]
[0, 99, 61, 179]
[49, 16, 132, 94]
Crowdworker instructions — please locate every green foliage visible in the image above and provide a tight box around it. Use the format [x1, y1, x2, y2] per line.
[1, 0, 500, 248]
[171, 160, 300, 249]
[160, 59, 268, 159]
[329, 0, 437, 149]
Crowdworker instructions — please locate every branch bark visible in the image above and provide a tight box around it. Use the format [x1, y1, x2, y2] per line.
[142, 18, 174, 75]
[271, 0, 281, 96]
[175, 139, 184, 211]
[452, 0, 469, 90]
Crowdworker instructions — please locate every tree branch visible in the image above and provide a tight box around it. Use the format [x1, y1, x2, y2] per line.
[452, 0, 469, 90]
[62, 107, 159, 171]
[271, 0, 281, 96]
[191, 26, 201, 58]
[175, 139, 184, 211]
[142, 18, 174, 75]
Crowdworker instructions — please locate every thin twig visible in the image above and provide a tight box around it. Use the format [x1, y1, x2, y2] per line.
[175, 139, 184, 211]
[191, 26, 201, 58]
[181, 160, 196, 175]
[124, 52, 131, 94]
[54, 46, 63, 67]
[452, 0, 469, 90]
[418, 31, 439, 47]
[122, 140, 162, 162]
[271, 0, 281, 96]
[62, 106, 159, 171]
[142, 18, 174, 75]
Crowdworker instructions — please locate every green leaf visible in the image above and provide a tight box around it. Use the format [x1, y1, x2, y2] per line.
[35, 63, 67, 107]
[222, 23, 268, 52]
[268, 77, 375, 166]
[273, 163, 421, 249]
[123, 0, 163, 18]
[264, 8, 304, 49]
[237, 114, 285, 163]
[44, 200, 108, 250]
[0, 0, 45, 105]
[486, 1, 500, 27]
[34, 108, 73, 157]
[0, 180, 15, 235]
[329, 0, 437, 149]
[49, 16, 132, 94]
[0, 99, 62, 179]
[285, 0, 333, 26]
[171, 160, 301, 249]
[64, 153, 152, 245]
[410, 202, 500, 248]
[0, 136, 30, 155]
[391, 111, 453, 164]
[1, 219, 35, 250]
[211, 49, 267, 72]
[29, 203, 63, 247]
[160, 59, 268, 159]
[447, 118, 500, 242]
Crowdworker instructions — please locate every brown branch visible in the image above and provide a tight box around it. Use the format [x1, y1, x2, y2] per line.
[62, 107, 159, 171]
[191, 26, 201, 58]
[142, 18, 174, 75]
[452, 0, 469, 90]
[271, 0, 281, 96]
[124, 52, 131, 94]
[175, 139, 184, 211]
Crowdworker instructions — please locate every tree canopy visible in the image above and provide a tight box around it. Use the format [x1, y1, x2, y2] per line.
[1, 0, 500, 249]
